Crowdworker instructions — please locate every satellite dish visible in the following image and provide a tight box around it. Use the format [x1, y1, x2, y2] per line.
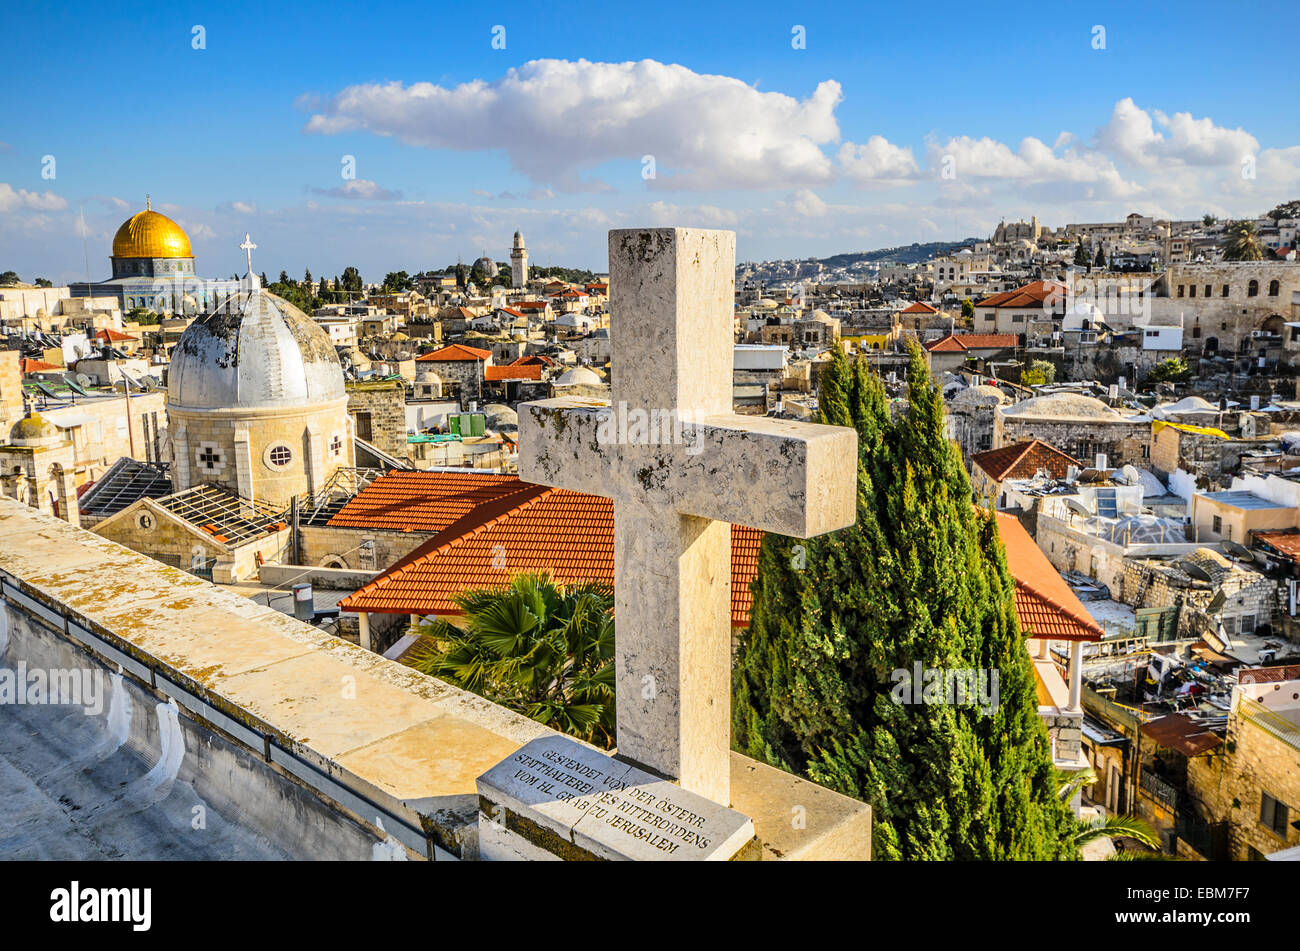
[75, 373, 93, 388]
[1222, 539, 1253, 561]
[1064, 498, 1092, 517]
[1121, 465, 1141, 486]
[1179, 560, 1214, 583]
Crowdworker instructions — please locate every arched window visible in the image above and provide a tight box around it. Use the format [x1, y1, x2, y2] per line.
[1269, 280, 1280, 297]
[1248, 279, 1259, 297]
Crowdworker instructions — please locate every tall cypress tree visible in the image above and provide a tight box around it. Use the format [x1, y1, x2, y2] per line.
[732, 343, 1075, 860]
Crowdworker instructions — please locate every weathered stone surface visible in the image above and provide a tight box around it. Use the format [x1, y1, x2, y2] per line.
[517, 228, 858, 805]
[477, 734, 756, 861]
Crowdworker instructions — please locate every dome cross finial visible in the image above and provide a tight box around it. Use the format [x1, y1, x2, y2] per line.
[146, 194, 150, 211]
[240, 232, 258, 275]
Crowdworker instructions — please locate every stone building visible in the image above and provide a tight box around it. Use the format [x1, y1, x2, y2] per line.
[1186, 668, 1300, 861]
[413, 343, 492, 404]
[1153, 261, 1300, 359]
[945, 384, 1011, 459]
[995, 392, 1151, 467]
[347, 380, 407, 458]
[0, 413, 79, 525]
[167, 276, 354, 508]
[510, 230, 529, 288]
[970, 438, 1080, 505]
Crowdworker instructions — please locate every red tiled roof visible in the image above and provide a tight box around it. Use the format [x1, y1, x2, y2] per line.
[996, 512, 1103, 642]
[415, 343, 492, 362]
[924, 333, 1017, 352]
[485, 363, 543, 381]
[516, 300, 549, 310]
[976, 280, 1066, 309]
[900, 301, 940, 314]
[497, 306, 525, 318]
[97, 328, 137, 342]
[327, 471, 533, 532]
[971, 440, 1081, 483]
[341, 486, 763, 626]
[511, 354, 556, 367]
[20, 358, 60, 373]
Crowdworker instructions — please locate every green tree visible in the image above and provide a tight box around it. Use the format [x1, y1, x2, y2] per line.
[1223, 220, 1265, 261]
[341, 266, 363, 294]
[732, 344, 1076, 860]
[960, 298, 975, 320]
[0, 270, 19, 286]
[408, 574, 616, 747]
[1073, 238, 1090, 268]
[1022, 359, 1056, 386]
[34, 277, 53, 287]
[1202, 213, 1217, 228]
[381, 270, 413, 293]
[1094, 245, 1107, 269]
[1148, 357, 1191, 384]
[1265, 199, 1300, 223]
[304, 267, 313, 288]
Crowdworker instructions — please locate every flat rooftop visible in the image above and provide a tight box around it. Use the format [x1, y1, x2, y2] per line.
[1200, 490, 1292, 510]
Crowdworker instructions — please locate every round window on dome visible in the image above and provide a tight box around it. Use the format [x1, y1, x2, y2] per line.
[264, 443, 293, 469]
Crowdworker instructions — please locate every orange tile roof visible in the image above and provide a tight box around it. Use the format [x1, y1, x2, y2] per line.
[511, 354, 557, 367]
[415, 343, 492, 362]
[900, 301, 940, 314]
[339, 482, 762, 626]
[485, 363, 543, 381]
[924, 333, 1017, 352]
[327, 471, 535, 532]
[516, 300, 549, 310]
[996, 512, 1103, 641]
[97, 328, 138, 342]
[976, 280, 1066, 309]
[20, 358, 60, 373]
[972, 440, 1080, 483]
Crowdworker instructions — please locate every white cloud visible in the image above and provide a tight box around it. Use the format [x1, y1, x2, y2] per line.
[786, 188, 828, 217]
[837, 136, 920, 184]
[303, 58, 842, 191]
[1096, 97, 1258, 168]
[645, 201, 739, 227]
[309, 179, 402, 201]
[0, 184, 67, 212]
[925, 135, 1133, 192]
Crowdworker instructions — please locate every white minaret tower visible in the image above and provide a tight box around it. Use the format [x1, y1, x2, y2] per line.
[510, 230, 528, 288]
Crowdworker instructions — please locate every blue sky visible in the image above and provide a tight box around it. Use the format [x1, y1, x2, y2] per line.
[2, 0, 1297, 283]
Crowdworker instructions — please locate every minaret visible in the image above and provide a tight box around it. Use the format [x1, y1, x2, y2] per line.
[510, 230, 528, 289]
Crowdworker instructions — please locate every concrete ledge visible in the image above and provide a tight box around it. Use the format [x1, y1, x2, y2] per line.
[731, 753, 872, 860]
[0, 499, 555, 859]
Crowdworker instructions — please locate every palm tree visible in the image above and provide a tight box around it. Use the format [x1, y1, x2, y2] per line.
[407, 573, 616, 747]
[1223, 220, 1266, 261]
[1053, 766, 1163, 857]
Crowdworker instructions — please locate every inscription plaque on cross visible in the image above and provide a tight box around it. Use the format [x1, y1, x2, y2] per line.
[519, 228, 857, 806]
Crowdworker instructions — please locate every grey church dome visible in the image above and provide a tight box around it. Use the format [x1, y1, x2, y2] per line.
[169, 287, 345, 410]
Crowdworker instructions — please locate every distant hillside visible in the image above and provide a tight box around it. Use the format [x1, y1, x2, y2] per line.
[737, 238, 982, 282]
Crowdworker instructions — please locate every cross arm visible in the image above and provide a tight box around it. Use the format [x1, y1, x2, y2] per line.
[519, 397, 857, 538]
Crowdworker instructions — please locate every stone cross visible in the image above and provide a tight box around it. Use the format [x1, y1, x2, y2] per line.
[519, 228, 857, 806]
[240, 233, 257, 276]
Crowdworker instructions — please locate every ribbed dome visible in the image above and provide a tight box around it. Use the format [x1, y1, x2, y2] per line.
[169, 289, 345, 410]
[112, 207, 193, 258]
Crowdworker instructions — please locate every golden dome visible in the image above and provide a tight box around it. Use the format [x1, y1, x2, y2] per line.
[112, 202, 193, 259]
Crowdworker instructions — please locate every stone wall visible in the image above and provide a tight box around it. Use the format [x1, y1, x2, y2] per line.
[347, 382, 407, 458]
[298, 523, 430, 572]
[1187, 699, 1300, 860]
[995, 414, 1150, 468]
